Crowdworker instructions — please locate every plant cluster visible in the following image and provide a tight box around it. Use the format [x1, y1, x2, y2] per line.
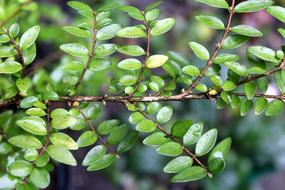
[0, 0, 285, 189]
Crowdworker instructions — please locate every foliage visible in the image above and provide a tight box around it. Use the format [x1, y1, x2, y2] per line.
[0, 0, 285, 189]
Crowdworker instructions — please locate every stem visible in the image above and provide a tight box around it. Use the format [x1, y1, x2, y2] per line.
[0, 0, 33, 28]
[74, 12, 97, 91]
[39, 101, 51, 156]
[138, 110, 211, 176]
[183, 0, 236, 95]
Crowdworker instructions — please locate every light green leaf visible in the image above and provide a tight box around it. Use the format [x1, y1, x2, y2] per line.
[95, 43, 117, 56]
[208, 137, 232, 161]
[16, 77, 31, 94]
[89, 58, 111, 71]
[195, 128, 217, 156]
[87, 154, 116, 171]
[214, 53, 240, 64]
[30, 169, 50, 189]
[222, 35, 248, 49]
[47, 145, 77, 166]
[82, 145, 107, 166]
[183, 122, 204, 146]
[118, 5, 144, 21]
[224, 62, 248, 76]
[52, 116, 77, 130]
[164, 156, 193, 174]
[255, 97, 268, 115]
[182, 65, 200, 77]
[193, 0, 229, 9]
[171, 120, 192, 138]
[171, 166, 207, 183]
[98, 119, 120, 135]
[157, 106, 173, 124]
[16, 116, 47, 136]
[231, 25, 263, 37]
[0, 61, 22, 74]
[119, 75, 137, 86]
[67, 1, 93, 18]
[117, 26, 146, 38]
[8, 161, 33, 177]
[222, 81, 237, 91]
[274, 71, 285, 93]
[267, 6, 285, 23]
[118, 58, 142, 71]
[60, 43, 88, 57]
[143, 132, 170, 146]
[265, 100, 284, 116]
[136, 119, 156, 133]
[19, 25, 40, 50]
[118, 45, 145, 56]
[50, 132, 78, 150]
[247, 46, 280, 63]
[8, 135, 42, 149]
[97, 24, 122, 40]
[156, 142, 183, 157]
[146, 54, 169, 68]
[235, 0, 273, 13]
[77, 131, 97, 147]
[151, 18, 176, 36]
[23, 43, 36, 65]
[195, 15, 225, 29]
[244, 82, 257, 100]
[189, 42, 210, 61]
[240, 98, 253, 116]
[63, 26, 91, 38]
[129, 112, 144, 124]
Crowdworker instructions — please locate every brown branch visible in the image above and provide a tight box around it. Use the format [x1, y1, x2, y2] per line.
[39, 101, 51, 156]
[131, 18, 151, 96]
[74, 12, 97, 91]
[138, 110, 211, 176]
[0, 0, 33, 28]
[183, 0, 236, 95]
[233, 93, 285, 100]
[79, 109, 119, 157]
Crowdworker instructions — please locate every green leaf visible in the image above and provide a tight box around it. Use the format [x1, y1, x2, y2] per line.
[82, 145, 106, 166]
[171, 120, 192, 138]
[265, 100, 284, 116]
[208, 157, 226, 175]
[278, 28, 285, 38]
[183, 122, 204, 146]
[147, 102, 161, 114]
[195, 128, 217, 156]
[222, 81, 237, 91]
[118, 58, 142, 71]
[107, 124, 128, 145]
[95, 43, 117, 57]
[214, 53, 240, 64]
[267, 6, 285, 23]
[145, 9, 160, 21]
[129, 112, 144, 124]
[63, 26, 91, 38]
[8, 135, 42, 149]
[52, 115, 77, 130]
[143, 132, 170, 146]
[146, 55, 169, 68]
[30, 169, 50, 189]
[224, 62, 248, 76]
[222, 35, 248, 49]
[157, 106, 173, 124]
[274, 71, 285, 93]
[87, 154, 116, 171]
[23, 44, 36, 65]
[24, 149, 39, 162]
[255, 97, 268, 115]
[77, 131, 97, 147]
[35, 153, 50, 167]
[8, 161, 33, 177]
[47, 145, 77, 166]
[89, 58, 111, 71]
[171, 166, 207, 183]
[60, 43, 88, 57]
[118, 5, 144, 21]
[0, 61, 22, 74]
[145, 1, 162, 11]
[118, 45, 145, 56]
[97, 24, 122, 40]
[244, 82, 257, 100]
[156, 142, 183, 157]
[182, 65, 200, 77]
[136, 119, 156, 133]
[231, 25, 263, 37]
[151, 18, 176, 36]
[119, 75, 137, 86]
[247, 46, 279, 63]
[50, 132, 78, 150]
[209, 137, 232, 161]
[98, 120, 120, 135]
[67, 1, 93, 18]
[16, 77, 32, 94]
[20, 96, 38, 109]
[240, 98, 253, 116]
[117, 26, 146, 38]
[189, 42, 210, 61]
[193, 0, 229, 9]
[195, 15, 225, 29]
[19, 25, 40, 50]
[9, 23, 20, 38]
[234, 0, 273, 13]
[16, 116, 47, 136]
[117, 131, 139, 153]
[163, 156, 193, 174]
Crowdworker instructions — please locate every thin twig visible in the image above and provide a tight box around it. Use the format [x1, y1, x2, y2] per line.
[74, 12, 97, 91]
[138, 110, 211, 176]
[183, 0, 236, 95]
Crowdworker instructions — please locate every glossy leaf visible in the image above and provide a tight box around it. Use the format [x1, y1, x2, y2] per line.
[235, 0, 273, 13]
[195, 15, 224, 29]
[156, 142, 183, 157]
[8, 135, 42, 149]
[16, 116, 47, 136]
[164, 156, 193, 174]
[189, 42, 210, 61]
[195, 128, 217, 156]
[19, 25, 40, 50]
[183, 122, 204, 146]
[157, 106, 173, 124]
[47, 145, 77, 166]
[151, 18, 176, 36]
[146, 55, 169, 68]
[265, 100, 284, 116]
[171, 166, 207, 183]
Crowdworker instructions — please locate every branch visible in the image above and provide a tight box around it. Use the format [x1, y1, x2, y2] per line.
[74, 12, 97, 91]
[183, 0, 236, 95]
[138, 110, 211, 176]
[0, 0, 33, 28]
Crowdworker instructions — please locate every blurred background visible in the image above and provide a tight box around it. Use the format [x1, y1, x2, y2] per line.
[2, 0, 285, 189]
